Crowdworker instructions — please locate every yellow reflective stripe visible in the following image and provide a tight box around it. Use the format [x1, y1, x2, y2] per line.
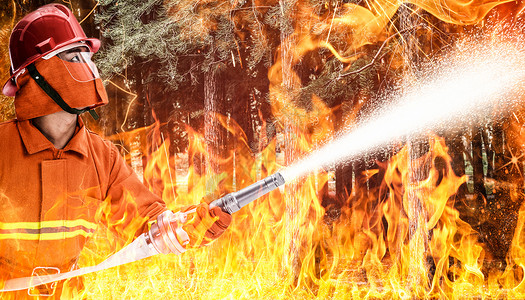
[0, 219, 97, 230]
[0, 230, 93, 241]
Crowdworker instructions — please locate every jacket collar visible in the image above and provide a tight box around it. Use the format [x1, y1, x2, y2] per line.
[17, 116, 89, 157]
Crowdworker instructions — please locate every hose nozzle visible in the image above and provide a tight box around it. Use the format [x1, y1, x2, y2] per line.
[145, 210, 191, 255]
[145, 172, 285, 255]
[209, 172, 285, 214]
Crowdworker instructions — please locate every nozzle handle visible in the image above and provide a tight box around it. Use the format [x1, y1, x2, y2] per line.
[209, 172, 285, 214]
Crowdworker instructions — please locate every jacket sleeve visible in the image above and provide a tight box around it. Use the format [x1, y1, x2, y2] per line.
[104, 141, 167, 237]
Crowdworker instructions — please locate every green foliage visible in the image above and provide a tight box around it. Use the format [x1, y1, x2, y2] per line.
[95, 0, 280, 91]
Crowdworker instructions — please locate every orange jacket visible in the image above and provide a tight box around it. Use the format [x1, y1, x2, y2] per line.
[0, 117, 166, 298]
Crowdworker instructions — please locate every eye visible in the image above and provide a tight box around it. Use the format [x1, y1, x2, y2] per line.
[57, 47, 91, 63]
[69, 54, 81, 63]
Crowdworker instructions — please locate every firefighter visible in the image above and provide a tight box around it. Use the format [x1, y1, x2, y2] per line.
[0, 4, 231, 298]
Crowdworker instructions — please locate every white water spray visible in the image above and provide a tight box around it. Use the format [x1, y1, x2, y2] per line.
[281, 42, 525, 182]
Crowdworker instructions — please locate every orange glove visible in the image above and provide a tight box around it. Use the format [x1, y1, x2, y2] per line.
[181, 202, 232, 248]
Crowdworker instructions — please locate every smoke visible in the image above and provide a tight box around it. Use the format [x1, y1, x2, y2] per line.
[281, 37, 525, 182]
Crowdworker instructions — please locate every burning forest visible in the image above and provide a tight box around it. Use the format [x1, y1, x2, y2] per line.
[2, 0, 525, 299]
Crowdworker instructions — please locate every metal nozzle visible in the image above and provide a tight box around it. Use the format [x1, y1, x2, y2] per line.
[209, 172, 285, 214]
[145, 210, 190, 255]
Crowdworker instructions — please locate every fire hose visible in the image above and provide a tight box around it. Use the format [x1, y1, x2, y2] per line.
[0, 173, 285, 292]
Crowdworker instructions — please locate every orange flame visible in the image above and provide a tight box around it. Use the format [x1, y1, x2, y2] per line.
[74, 112, 519, 299]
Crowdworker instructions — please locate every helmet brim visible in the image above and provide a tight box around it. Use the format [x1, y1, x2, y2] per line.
[2, 37, 100, 97]
[2, 79, 17, 97]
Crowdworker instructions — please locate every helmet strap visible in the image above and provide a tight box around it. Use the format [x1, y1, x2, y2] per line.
[26, 63, 99, 120]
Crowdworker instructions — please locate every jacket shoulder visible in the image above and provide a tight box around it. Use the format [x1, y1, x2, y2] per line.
[0, 119, 20, 138]
[0, 119, 18, 130]
[84, 128, 118, 152]
[0, 120, 21, 152]
[84, 128, 106, 144]
[83, 128, 123, 164]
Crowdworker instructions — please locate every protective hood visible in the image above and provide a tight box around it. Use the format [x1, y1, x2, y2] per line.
[14, 56, 108, 120]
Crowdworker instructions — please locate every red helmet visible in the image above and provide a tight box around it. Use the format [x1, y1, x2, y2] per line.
[2, 3, 100, 96]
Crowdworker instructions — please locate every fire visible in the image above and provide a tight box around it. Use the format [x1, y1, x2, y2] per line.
[68, 114, 514, 299]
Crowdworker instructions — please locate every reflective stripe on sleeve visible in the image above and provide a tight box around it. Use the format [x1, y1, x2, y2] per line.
[0, 219, 97, 230]
[0, 220, 97, 240]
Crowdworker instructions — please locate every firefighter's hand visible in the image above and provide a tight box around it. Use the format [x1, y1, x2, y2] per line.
[181, 202, 232, 248]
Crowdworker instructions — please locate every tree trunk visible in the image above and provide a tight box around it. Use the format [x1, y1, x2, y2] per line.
[399, 4, 431, 291]
[278, 0, 302, 279]
[481, 123, 521, 262]
[204, 61, 225, 198]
